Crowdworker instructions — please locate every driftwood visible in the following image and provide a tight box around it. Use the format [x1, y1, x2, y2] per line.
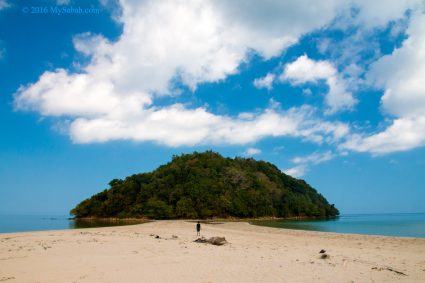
[194, 236, 227, 246]
[371, 266, 407, 276]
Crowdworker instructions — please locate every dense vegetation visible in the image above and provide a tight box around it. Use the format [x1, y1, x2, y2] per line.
[71, 151, 339, 219]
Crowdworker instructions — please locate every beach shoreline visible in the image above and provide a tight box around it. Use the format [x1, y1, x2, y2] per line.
[1, 220, 424, 282]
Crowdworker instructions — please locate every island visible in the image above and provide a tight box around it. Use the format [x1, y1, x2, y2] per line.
[71, 151, 339, 219]
[3, 152, 424, 282]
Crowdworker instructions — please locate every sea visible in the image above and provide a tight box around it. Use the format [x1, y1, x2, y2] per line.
[0, 215, 145, 234]
[252, 213, 425, 238]
[1, 213, 425, 238]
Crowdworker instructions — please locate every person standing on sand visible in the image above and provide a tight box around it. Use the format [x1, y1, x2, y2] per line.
[196, 221, 201, 237]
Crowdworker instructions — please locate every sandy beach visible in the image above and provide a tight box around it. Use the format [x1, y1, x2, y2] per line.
[1, 221, 424, 282]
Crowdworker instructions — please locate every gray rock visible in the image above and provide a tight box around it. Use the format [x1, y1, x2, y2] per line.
[194, 236, 227, 245]
[207, 236, 227, 246]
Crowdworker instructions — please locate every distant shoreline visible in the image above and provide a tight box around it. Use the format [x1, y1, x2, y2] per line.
[2, 214, 424, 238]
[71, 215, 338, 221]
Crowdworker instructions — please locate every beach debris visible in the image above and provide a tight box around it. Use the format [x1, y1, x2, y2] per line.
[320, 253, 329, 259]
[194, 237, 208, 243]
[371, 266, 407, 276]
[319, 249, 326, 254]
[194, 236, 227, 246]
[172, 235, 178, 239]
[208, 237, 227, 245]
[149, 234, 161, 239]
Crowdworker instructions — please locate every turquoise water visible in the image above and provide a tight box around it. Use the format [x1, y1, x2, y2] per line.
[0, 215, 145, 233]
[252, 213, 425, 238]
[2, 213, 425, 237]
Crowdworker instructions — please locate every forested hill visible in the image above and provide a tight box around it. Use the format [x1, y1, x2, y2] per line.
[71, 151, 339, 219]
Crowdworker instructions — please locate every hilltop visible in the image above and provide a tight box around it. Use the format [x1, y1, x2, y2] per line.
[71, 151, 339, 219]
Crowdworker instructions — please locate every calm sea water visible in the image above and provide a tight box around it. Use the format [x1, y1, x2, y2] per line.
[2, 213, 425, 237]
[252, 213, 425, 238]
[0, 215, 145, 234]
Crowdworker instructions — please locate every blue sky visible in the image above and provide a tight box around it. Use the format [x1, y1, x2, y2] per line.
[1, 0, 424, 215]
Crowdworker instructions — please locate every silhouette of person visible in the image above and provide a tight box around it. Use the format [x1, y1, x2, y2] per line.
[196, 221, 201, 237]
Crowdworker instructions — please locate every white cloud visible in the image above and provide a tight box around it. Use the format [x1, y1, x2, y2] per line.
[212, 0, 344, 58]
[284, 165, 306, 178]
[302, 88, 312, 96]
[368, 13, 425, 118]
[341, 117, 425, 155]
[280, 55, 357, 114]
[14, 0, 351, 147]
[343, 12, 425, 154]
[68, 106, 349, 147]
[314, 1, 423, 98]
[16, 0, 424, 152]
[253, 73, 275, 90]
[284, 151, 334, 177]
[292, 151, 334, 165]
[349, 0, 422, 28]
[14, 71, 349, 146]
[244, 147, 261, 156]
[14, 69, 152, 118]
[281, 55, 336, 83]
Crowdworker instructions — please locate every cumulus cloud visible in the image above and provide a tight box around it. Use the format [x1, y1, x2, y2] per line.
[284, 151, 334, 177]
[253, 73, 275, 90]
[25, 95, 348, 147]
[14, 0, 350, 147]
[368, 13, 425, 118]
[15, 0, 424, 155]
[284, 165, 306, 178]
[244, 147, 262, 156]
[348, 0, 422, 28]
[342, 12, 425, 154]
[341, 117, 425, 154]
[281, 55, 336, 83]
[212, 0, 343, 58]
[280, 55, 357, 114]
[314, 1, 423, 100]
[13, 67, 350, 147]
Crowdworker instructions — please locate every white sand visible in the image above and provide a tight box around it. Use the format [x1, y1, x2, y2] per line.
[1, 220, 424, 282]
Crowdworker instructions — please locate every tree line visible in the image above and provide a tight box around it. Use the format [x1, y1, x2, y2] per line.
[71, 151, 339, 219]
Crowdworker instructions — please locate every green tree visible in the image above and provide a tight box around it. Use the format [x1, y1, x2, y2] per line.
[144, 197, 173, 219]
[70, 151, 339, 219]
[175, 197, 198, 218]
